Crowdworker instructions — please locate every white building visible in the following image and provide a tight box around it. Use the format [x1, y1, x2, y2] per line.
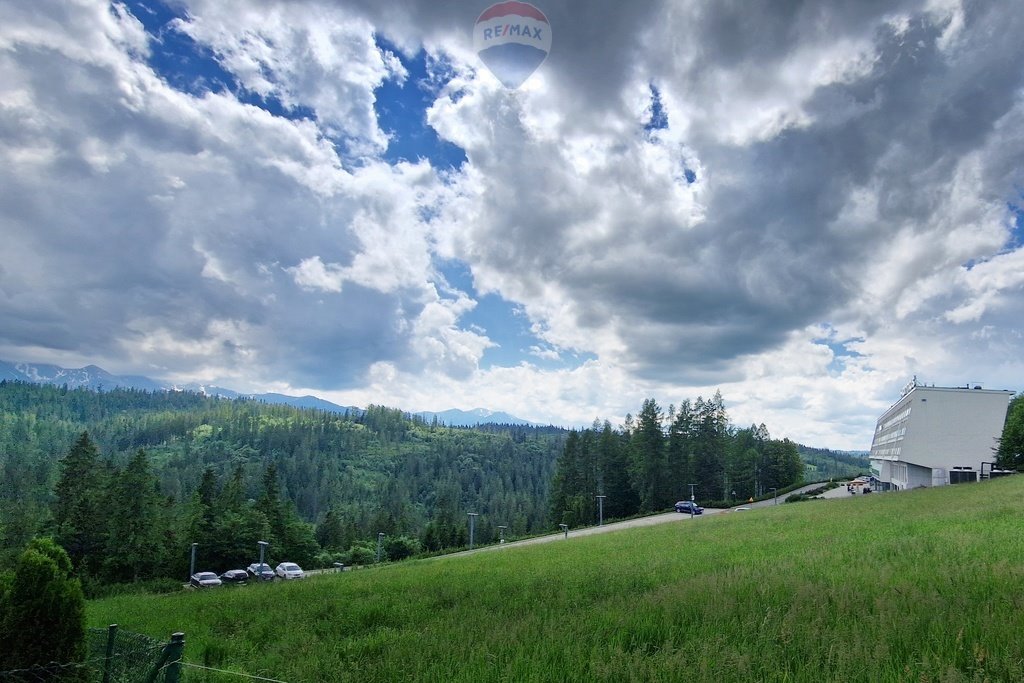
[869, 380, 1014, 490]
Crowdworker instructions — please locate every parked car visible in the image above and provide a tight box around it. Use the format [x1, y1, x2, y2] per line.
[674, 500, 704, 515]
[220, 569, 249, 584]
[190, 571, 222, 588]
[275, 562, 305, 580]
[247, 562, 276, 581]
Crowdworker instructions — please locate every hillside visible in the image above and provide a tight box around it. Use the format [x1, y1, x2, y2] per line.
[797, 444, 870, 479]
[0, 381, 565, 571]
[88, 476, 1024, 682]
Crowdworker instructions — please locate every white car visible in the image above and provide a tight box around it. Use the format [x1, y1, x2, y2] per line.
[275, 562, 305, 580]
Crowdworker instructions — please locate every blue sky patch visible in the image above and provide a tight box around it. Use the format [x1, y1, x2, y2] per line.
[644, 83, 668, 134]
[124, 0, 315, 122]
[437, 260, 592, 370]
[1009, 201, 1024, 248]
[814, 328, 865, 375]
[373, 38, 468, 170]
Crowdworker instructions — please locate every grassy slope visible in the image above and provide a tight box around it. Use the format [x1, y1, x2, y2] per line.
[89, 477, 1024, 682]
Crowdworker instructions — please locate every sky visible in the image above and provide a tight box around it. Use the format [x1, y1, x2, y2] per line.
[2, 0, 1023, 449]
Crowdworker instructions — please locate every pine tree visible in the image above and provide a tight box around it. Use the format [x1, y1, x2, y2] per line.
[997, 395, 1024, 469]
[598, 421, 637, 519]
[103, 450, 163, 582]
[631, 399, 666, 511]
[52, 432, 108, 575]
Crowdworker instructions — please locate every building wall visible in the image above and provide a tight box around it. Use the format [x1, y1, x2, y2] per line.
[869, 384, 1013, 488]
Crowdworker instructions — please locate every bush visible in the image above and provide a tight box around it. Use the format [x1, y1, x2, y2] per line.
[0, 538, 86, 677]
[313, 550, 347, 570]
[383, 536, 422, 562]
[344, 544, 378, 566]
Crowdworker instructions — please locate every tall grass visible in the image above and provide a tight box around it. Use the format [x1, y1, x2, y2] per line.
[90, 477, 1024, 682]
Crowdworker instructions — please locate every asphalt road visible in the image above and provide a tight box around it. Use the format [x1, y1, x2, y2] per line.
[440, 481, 856, 558]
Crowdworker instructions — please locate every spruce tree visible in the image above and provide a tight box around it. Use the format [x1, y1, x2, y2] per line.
[103, 450, 163, 582]
[631, 399, 666, 511]
[52, 432, 108, 575]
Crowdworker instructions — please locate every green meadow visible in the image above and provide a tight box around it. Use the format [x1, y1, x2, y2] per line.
[89, 477, 1024, 682]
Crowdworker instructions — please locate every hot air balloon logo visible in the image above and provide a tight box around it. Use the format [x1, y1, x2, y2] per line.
[473, 2, 551, 89]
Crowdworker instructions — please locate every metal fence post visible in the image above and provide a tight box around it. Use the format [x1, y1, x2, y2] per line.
[145, 632, 185, 683]
[102, 624, 118, 683]
[164, 633, 185, 683]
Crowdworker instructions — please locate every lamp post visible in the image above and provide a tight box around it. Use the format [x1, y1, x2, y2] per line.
[376, 532, 384, 563]
[189, 542, 197, 581]
[467, 513, 479, 550]
[559, 523, 568, 538]
[770, 487, 778, 505]
[596, 495, 606, 526]
[497, 525, 507, 544]
[257, 540, 268, 568]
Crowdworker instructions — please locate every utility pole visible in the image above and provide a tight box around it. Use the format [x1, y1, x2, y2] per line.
[596, 495, 606, 526]
[688, 484, 697, 517]
[467, 512, 479, 550]
[376, 532, 384, 563]
[189, 543, 197, 581]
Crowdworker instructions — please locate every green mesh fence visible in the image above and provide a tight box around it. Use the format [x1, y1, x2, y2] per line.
[0, 626, 180, 683]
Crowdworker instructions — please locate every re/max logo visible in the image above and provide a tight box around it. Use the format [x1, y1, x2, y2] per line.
[482, 24, 544, 41]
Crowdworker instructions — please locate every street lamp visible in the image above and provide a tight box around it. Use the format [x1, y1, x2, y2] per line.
[189, 542, 197, 581]
[770, 487, 778, 505]
[497, 525, 507, 544]
[257, 540, 268, 568]
[559, 523, 568, 538]
[376, 532, 384, 563]
[467, 513, 479, 550]
[596, 495, 607, 526]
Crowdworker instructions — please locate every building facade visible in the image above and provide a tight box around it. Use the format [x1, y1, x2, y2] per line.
[869, 380, 1014, 490]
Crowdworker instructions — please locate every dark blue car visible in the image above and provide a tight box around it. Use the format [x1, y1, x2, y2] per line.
[674, 500, 704, 514]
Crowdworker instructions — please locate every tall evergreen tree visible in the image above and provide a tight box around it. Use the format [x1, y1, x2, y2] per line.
[631, 399, 666, 511]
[996, 394, 1024, 469]
[103, 449, 163, 582]
[690, 393, 729, 500]
[667, 401, 694, 502]
[598, 421, 638, 519]
[52, 432, 108, 575]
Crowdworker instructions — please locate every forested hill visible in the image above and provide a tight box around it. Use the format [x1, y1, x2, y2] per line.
[0, 381, 565, 571]
[797, 444, 871, 479]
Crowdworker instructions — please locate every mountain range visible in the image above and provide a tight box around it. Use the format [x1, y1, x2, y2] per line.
[0, 359, 536, 426]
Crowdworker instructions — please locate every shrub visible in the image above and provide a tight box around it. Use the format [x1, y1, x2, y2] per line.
[0, 538, 86, 678]
[345, 544, 378, 566]
[384, 536, 422, 562]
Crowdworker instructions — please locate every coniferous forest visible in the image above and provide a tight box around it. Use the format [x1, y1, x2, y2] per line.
[0, 381, 856, 593]
[547, 394, 807, 527]
[0, 381, 563, 591]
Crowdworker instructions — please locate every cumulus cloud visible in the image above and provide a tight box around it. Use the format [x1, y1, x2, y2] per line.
[2, 0, 1023, 448]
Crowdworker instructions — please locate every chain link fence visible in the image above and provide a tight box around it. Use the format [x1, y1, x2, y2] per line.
[0, 626, 183, 683]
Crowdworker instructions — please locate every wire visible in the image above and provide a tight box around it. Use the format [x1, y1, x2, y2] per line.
[180, 662, 292, 683]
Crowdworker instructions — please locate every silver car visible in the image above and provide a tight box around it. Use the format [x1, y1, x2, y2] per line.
[190, 571, 222, 588]
[275, 562, 304, 580]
